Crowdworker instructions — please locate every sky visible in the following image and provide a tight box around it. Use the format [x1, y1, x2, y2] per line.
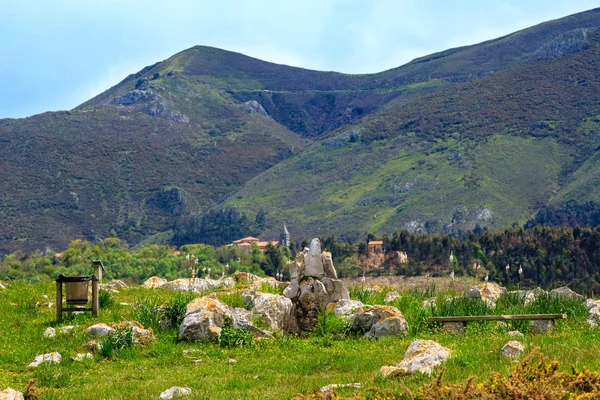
[0, 0, 598, 119]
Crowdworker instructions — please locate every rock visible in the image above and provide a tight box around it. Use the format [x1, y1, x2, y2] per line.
[466, 282, 506, 307]
[377, 365, 404, 378]
[142, 276, 167, 288]
[159, 386, 192, 399]
[501, 341, 525, 359]
[43, 327, 56, 338]
[227, 359, 237, 364]
[0, 281, 5, 290]
[304, 238, 325, 278]
[111, 90, 149, 105]
[72, 353, 93, 362]
[327, 299, 364, 319]
[28, 352, 61, 367]
[282, 279, 300, 298]
[41, 295, 49, 301]
[87, 340, 103, 352]
[587, 306, 600, 326]
[320, 383, 361, 392]
[508, 330, 524, 338]
[322, 251, 338, 279]
[59, 325, 76, 334]
[242, 290, 297, 333]
[132, 326, 155, 344]
[104, 279, 129, 289]
[508, 289, 540, 305]
[0, 388, 24, 400]
[531, 319, 554, 334]
[586, 299, 600, 309]
[179, 294, 254, 342]
[243, 100, 268, 116]
[443, 322, 465, 334]
[384, 291, 401, 303]
[87, 323, 115, 337]
[351, 305, 408, 338]
[396, 340, 451, 375]
[164, 277, 234, 293]
[550, 286, 584, 300]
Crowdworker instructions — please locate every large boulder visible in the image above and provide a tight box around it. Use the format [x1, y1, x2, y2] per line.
[178, 294, 255, 342]
[163, 277, 234, 293]
[351, 305, 408, 338]
[586, 299, 600, 326]
[142, 276, 167, 288]
[0, 388, 24, 400]
[550, 286, 584, 300]
[242, 290, 297, 333]
[379, 340, 451, 376]
[467, 282, 506, 307]
[326, 299, 364, 319]
[87, 323, 115, 337]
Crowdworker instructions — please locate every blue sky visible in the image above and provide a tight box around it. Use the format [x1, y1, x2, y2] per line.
[0, 0, 598, 119]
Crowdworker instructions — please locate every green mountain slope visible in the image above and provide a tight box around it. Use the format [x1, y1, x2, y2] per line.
[225, 27, 600, 240]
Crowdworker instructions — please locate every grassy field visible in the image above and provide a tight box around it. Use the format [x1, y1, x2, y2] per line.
[1, 278, 599, 399]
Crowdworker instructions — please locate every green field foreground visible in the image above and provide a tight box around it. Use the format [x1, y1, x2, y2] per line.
[1, 280, 600, 399]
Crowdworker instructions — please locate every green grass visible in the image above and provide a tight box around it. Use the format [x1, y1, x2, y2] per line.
[1, 280, 599, 399]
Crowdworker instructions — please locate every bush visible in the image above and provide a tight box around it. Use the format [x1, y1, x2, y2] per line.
[315, 311, 351, 337]
[101, 327, 134, 358]
[98, 289, 115, 308]
[133, 298, 163, 331]
[218, 323, 255, 348]
[161, 292, 196, 329]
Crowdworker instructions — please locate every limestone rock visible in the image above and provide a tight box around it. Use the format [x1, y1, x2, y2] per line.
[243, 100, 268, 116]
[43, 327, 56, 338]
[142, 276, 167, 288]
[59, 325, 76, 334]
[443, 322, 465, 334]
[72, 353, 93, 362]
[587, 305, 600, 326]
[0, 388, 24, 400]
[467, 282, 506, 307]
[531, 319, 554, 334]
[501, 341, 525, 359]
[304, 238, 325, 278]
[0, 281, 6, 290]
[508, 289, 541, 305]
[159, 386, 192, 399]
[351, 305, 408, 338]
[508, 330, 524, 338]
[384, 291, 401, 303]
[28, 352, 61, 367]
[377, 365, 404, 378]
[322, 251, 338, 279]
[320, 383, 361, 392]
[327, 299, 364, 319]
[104, 279, 128, 289]
[87, 323, 114, 337]
[550, 286, 583, 300]
[163, 277, 234, 293]
[396, 340, 451, 375]
[132, 326, 155, 344]
[87, 340, 103, 353]
[242, 290, 297, 333]
[179, 294, 253, 342]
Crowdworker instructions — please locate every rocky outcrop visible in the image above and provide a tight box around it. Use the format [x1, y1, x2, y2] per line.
[379, 340, 451, 377]
[179, 293, 266, 342]
[28, 352, 61, 367]
[550, 286, 584, 300]
[242, 290, 297, 333]
[0, 388, 24, 400]
[467, 282, 506, 307]
[501, 341, 524, 359]
[163, 277, 234, 293]
[284, 238, 349, 332]
[142, 276, 167, 288]
[351, 305, 408, 338]
[243, 100, 268, 117]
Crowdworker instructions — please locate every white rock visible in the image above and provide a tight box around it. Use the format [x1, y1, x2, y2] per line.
[304, 238, 324, 278]
[0, 281, 6, 290]
[43, 327, 56, 338]
[367, 316, 409, 339]
[41, 295, 49, 301]
[330, 299, 364, 319]
[508, 330, 524, 338]
[550, 286, 583, 300]
[384, 291, 401, 303]
[87, 323, 115, 337]
[104, 279, 129, 289]
[163, 277, 234, 293]
[501, 341, 525, 359]
[159, 386, 192, 399]
[59, 325, 76, 334]
[28, 352, 61, 367]
[132, 326, 155, 343]
[320, 383, 361, 392]
[142, 276, 167, 289]
[242, 290, 297, 333]
[389, 340, 451, 375]
[352, 305, 408, 338]
[227, 359, 237, 364]
[467, 282, 506, 307]
[0, 388, 24, 400]
[72, 353, 93, 361]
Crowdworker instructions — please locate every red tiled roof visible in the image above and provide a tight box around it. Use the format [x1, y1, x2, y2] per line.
[368, 241, 384, 245]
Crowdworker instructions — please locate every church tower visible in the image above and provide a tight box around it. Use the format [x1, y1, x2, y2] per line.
[280, 222, 290, 247]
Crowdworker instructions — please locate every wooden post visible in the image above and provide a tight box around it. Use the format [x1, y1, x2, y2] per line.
[56, 279, 63, 322]
[91, 275, 99, 318]
[93, 260, 104, 283]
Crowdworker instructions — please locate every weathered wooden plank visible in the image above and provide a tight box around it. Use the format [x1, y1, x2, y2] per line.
[428, 314, 567, 322]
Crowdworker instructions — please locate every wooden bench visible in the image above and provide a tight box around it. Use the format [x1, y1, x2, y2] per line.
[428, 314, 567, 334]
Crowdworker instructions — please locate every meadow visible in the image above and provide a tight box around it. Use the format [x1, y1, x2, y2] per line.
[1, 278, 599, 399]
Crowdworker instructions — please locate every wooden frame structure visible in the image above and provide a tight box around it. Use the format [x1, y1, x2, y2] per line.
[428, 313, 567, 333]
[55, 260, 105, 322]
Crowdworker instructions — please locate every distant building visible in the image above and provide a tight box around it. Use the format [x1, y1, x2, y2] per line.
[280, 222, 290, 247]
[368, 240, 384, 254]
[230, 236, 279, 253]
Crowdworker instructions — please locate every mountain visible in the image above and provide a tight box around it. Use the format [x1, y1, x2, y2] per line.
[1, 8, 600, 252]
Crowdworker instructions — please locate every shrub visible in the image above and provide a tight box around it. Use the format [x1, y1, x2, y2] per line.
[217, 292, 246, 309]
[133, 298, 163, 331]
[161, 292, 196, 329]
[101, 327, 134, 358]
[218, 323, 255, 348]
[315, 311, 351, 338]
[98, 289, 115, 308]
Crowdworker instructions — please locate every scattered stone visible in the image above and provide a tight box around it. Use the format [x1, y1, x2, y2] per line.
[72, 353, 93, 362]
[227, 359, 237, 364]
[501, 341, 525, 359]
[326, 299, 364, 319]
[132, 326, 155, 344]
[467, 282, 506, 307]
[0, 388, 24, 400]
[377, 365, 404, 378]
[443, 321, 465, 334]
[159, 386, 192, 399]
[59, 325, 76, 334]
[43, 327, 56, 339]
[384, 291, 401, 303]
[0, 281, 6, 290]
[587, 305, 600, 326]
[320, 383, 361, 392]
[508, 289, 541, 305]
[87, 340, 103, 352]
[531, 319, 554, 334]
[104, 279, 129, 289]
[163, 277, 234, 293]
[508, 330, 524, 338]
[182, 349, 200, 355]
[380, 340, 451, 376]
[242, 290, 297, 333]
[351, 305, 408, 338]
[87, 323, 115, 337]
[41, 295, 49, 301]
[549, 286, 584, 300]
[120, 302, 130, 306]
[28, 352, 61, 367]
[142, 276, 167, 289]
